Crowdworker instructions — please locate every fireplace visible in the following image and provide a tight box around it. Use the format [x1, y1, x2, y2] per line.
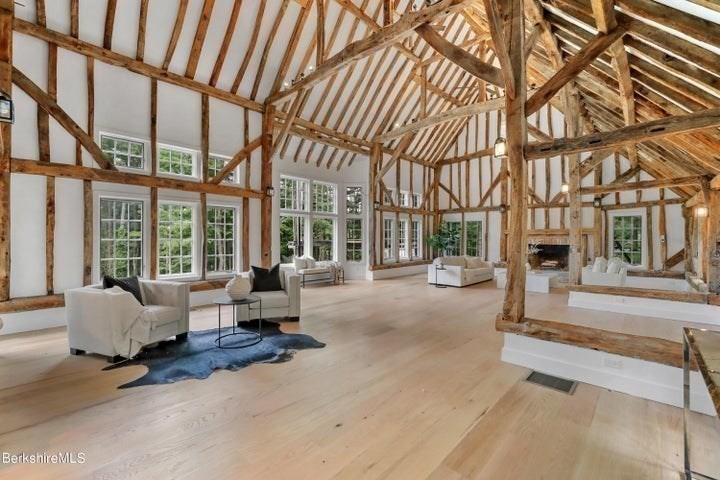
[528, 244, 570, 271]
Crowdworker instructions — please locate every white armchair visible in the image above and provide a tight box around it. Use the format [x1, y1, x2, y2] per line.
[65, 280, 189, 362]
[235, 269, 301, 322]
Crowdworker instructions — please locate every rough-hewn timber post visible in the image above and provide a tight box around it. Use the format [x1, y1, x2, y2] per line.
[369, 143, 380, 267]
[704, 190, 720, 292]
[0, 0, 13, 301]
[500, 0, 527, 321]
[567, 91, 583, 286]
[261, 105, 275, 268]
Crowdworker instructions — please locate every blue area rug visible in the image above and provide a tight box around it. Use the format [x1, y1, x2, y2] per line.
[103, 320, 325, 388]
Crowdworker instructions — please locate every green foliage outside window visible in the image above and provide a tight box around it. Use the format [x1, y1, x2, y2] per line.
[99, 198, 143, 278]
[158, 204, 194, 275]
[158, 147, 194, 176]
[612, 215, 642, 265]
[312, 218, 334, 260]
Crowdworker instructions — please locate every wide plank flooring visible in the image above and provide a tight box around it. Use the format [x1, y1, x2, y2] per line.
[0, 275, 718, 479]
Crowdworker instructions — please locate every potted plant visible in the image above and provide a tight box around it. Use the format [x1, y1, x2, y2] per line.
[427, 222, 460, 257]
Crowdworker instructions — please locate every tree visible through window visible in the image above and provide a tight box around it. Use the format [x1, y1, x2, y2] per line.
[280, 215, 305, 262]
[207, 206, 235, 274]
[612, 215, 643, 266]
[383, 219, 395, 260]
[280, 177, 307, 211]
[313, 182, 336, 213]
[412, 220, 421, 258]
[445, 221, 462, 256]
[207, 155, 235, 183]
[465, 221, 483, 257]
[312, 218, 335, 260]
[158, 203, 195, 276]
[101, 134, 144, 169]
[398, 220, 408, 259]
[346, 219, 362, 261]
[158, 146, 195, 177]
[346, 186, 363, 214]
[99, 198, 143, 278]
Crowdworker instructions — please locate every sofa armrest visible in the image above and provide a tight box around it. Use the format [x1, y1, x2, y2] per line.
[65, 287, 118, 356]
[284, 271, 301, 317]
[139, 280, 190, 333]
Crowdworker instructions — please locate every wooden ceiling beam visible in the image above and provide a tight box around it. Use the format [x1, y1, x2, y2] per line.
[208, 0, 243, 87]
[162, 0, 189, 70]
[266, 0, 472, 105]
[480, 0, 515, 97]
[185, 0, 215, 79]
[526, 106, 720, 159]
[580, 176, 705, 195]
[208, 136, 262, 184]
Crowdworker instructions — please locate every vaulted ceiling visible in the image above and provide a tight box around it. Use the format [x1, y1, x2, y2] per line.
[17, 0, 720, 182]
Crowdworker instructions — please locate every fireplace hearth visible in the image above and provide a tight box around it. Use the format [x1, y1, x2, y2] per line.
[528, 244, 570, 271]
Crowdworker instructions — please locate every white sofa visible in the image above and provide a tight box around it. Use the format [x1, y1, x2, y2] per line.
[235, 268, 301, 322]
[427, 256, 494, 287]
[65, 280, 189, 362]
[581, 257, 628, 287]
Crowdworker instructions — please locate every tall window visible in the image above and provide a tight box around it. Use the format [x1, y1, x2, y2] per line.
[398, 191, 408, 207]
[99, 198, 143, 278]
[465, 221, 483, 258]
[398, 220, 408, 259]
[280, 177, 307, 211]
[312, 218, 335, 260]
[383, 219, 395, 260]
[412, 220, 421, 258]
[207, 155, 235, 183]
[313, 182, 336, 213]
[207, 206, 235, 274]
[158, 203, 195, 276]
[346, 219, 362, 262]
[346, 186, 363, 262]
[445, 221, 462, 256]
[280, 215, 305, 262]
[101, 134, 144, 170]
[412, 194, 422, 209]
[158, 145, 196, 177]
[612, 215, 643, 266]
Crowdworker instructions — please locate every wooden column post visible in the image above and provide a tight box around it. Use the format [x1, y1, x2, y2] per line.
[0, 0, 13, 301]
[500, 0, 527, 321]
[369, 143, 380, 267]
[83, 58, 94, 285]
[261, 105, 275, 268]
[683, 206, 694, 273]
[200, 93, 209, 279]
[567, 94, 583, 285]
[704, 190, 720, 293]
[659, 189, 667, 269]
[593, 165, 603, 260]
[149, 78, 158, 279]
[242, 109, 250, 271]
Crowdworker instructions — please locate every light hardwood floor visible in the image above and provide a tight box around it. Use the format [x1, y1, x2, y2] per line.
[0, 276, 719, 479]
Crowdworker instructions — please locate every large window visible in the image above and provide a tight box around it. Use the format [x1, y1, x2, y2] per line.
[612, 215, 643, 266]
[99, 198, 144, 278]
[158, 203, 195, 276]
[346, 186, 363, 215]
[312, 218, 335, 261]
[398, 220, 409, 259]
[158, 145, 196, 177]
[280, 177, 307, 211]
[445, 221, 462, 256]
[313, 182, 336, 213]
[383, 219, 395, 260]
[412, 220, 421, 258]
[101, 134, 144, 170]
[280, 215, 306, 262]
[412, 194, 422, 209]
[346, 219, 363, 262]
[465, 221, 483, 258]
[207, 155, 236, 183]
[206, 206, 235, 274]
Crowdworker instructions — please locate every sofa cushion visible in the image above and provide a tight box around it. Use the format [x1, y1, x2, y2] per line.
[305, 256, 317, 269]
[439, 256, 466, 267]
[466, 257, 486, 269]
[251, 264, 283, 292]
[103, 275, 144, 306]
[606, 257, 623, 274]
[592, 257, 608, 273]
[145, 305, 180, 327]
[252, 290, 290, 309]
[293, 257, 307, 270]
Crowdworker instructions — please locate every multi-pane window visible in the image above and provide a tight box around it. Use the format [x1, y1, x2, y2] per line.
[412, 220, 421, 258]
[158, 146, 195, 177]
[465, 221, 483, 258]
[207, 155, 235, 183]
[312, 218, 335, 261]
[612, 215, 643, 266]
[207, 206, 235, 274]
[99, 198, 143, 278]
[313, 182, 336, 213]
[445, 221, 462, 256]
[383, 219, 395, 260]
[101, 134, 144, 170]
[346, 219, 362, 262]
[346, 186, 363, 215]
[280, 177, 307, 211]
[398, 192, 408, 207]
[398, 220, 408, 259]
[412, 194, 422, 209]
[280, 215, 306, 262]
[158, 203, 195, 276]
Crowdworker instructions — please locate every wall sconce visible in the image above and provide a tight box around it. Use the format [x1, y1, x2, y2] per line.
[593, 198, 601, 208]
[696, 206, 709, 218]
[561, 183, 569, 194]
[499, 204, 506, 214]
[265, 186, 275, 197]
[0, 92, 14, 124]
[493, 137, 508, 159]
[373, 201, 380, 209]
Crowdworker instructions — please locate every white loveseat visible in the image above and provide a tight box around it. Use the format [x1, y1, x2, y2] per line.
[581, 257, 628, 287]
[427, 256, 494, 287]
[235, 268, 301, 322]
[65, 280, 190, 362]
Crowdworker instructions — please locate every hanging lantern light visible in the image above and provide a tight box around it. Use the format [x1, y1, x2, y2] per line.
[493, 137, 507, 158]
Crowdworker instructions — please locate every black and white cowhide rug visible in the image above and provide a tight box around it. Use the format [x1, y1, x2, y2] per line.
[103, 320, 325, 388]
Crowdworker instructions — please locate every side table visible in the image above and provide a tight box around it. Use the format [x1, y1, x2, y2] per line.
[213, 295, 263, 349]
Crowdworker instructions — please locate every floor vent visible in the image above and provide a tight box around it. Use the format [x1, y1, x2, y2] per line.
[524, 371, 577, 395]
